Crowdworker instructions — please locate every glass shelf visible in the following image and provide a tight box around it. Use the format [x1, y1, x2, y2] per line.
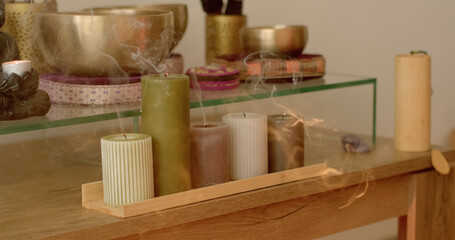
[0, 74, 376, 138]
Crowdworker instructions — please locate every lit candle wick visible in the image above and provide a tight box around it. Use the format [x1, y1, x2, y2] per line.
[282, 113, 287, 118]
[165, 72, 169, 77]
[123, 134, 127, 140]
[203, 123, 208, 128]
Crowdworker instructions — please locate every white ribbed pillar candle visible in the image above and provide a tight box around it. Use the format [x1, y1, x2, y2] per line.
[101, 133, 154, 207]
[222, 112, 268, 180]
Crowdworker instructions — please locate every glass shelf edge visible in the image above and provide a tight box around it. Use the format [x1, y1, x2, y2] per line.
[191, 78, 376, 108]
[0, 110, 141, 135]
[0, 76, 377, 136]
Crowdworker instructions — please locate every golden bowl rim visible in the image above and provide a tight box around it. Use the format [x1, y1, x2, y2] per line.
[36, 10, 173, 17]
[83, 3, 187, 11]
[244, 24, 308, 32]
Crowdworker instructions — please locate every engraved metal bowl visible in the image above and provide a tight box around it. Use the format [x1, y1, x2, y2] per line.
[34, 10, 174, 77]
[242, 25, 308, 57]
[86, 4, 187, 51]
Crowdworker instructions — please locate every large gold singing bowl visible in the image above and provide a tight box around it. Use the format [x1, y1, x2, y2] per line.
[242, 25, 308, 57]
[87, 4, 187, 51]
[34, 11, 174, 77]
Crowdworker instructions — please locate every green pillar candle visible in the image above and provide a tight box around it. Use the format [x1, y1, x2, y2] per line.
[141, 74, 192, 196]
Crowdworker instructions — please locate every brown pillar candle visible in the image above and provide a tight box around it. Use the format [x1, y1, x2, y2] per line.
[267, 114, 304, 173]
[190, 122, 230, 188]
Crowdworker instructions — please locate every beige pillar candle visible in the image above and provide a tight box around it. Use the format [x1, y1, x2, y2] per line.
[267, 114, 304, 173]
[395, 52, 431, 152]
[190, 122, 230, 188]
[101, 133, 154, 207]
[222, 112, 268, 180]
[141, 74, 192, 196]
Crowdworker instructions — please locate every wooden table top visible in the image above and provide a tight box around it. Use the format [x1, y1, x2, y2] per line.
[0, 130, 453, 240]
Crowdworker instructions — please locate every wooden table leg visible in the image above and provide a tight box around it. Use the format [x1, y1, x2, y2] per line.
[399, 166, 455, 240]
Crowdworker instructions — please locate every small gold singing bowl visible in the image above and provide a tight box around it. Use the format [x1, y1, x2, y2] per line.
[242, 25, 308, 57]
[86, 4, 188, 51]
[34, 10, 174, 77]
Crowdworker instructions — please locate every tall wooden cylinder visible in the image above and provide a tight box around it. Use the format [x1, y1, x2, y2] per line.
[394, 53, 431, 152]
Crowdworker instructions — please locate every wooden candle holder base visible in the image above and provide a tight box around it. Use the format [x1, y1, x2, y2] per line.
[82, 163, 330, 218]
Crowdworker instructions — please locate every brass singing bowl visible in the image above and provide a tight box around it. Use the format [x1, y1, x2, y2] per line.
[242, 25, 308, 57]
[34, 10, 174, 77]
[86, 4, 187, 51]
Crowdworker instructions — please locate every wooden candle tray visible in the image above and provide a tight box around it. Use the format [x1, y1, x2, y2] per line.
[82, 163, 330, 218]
